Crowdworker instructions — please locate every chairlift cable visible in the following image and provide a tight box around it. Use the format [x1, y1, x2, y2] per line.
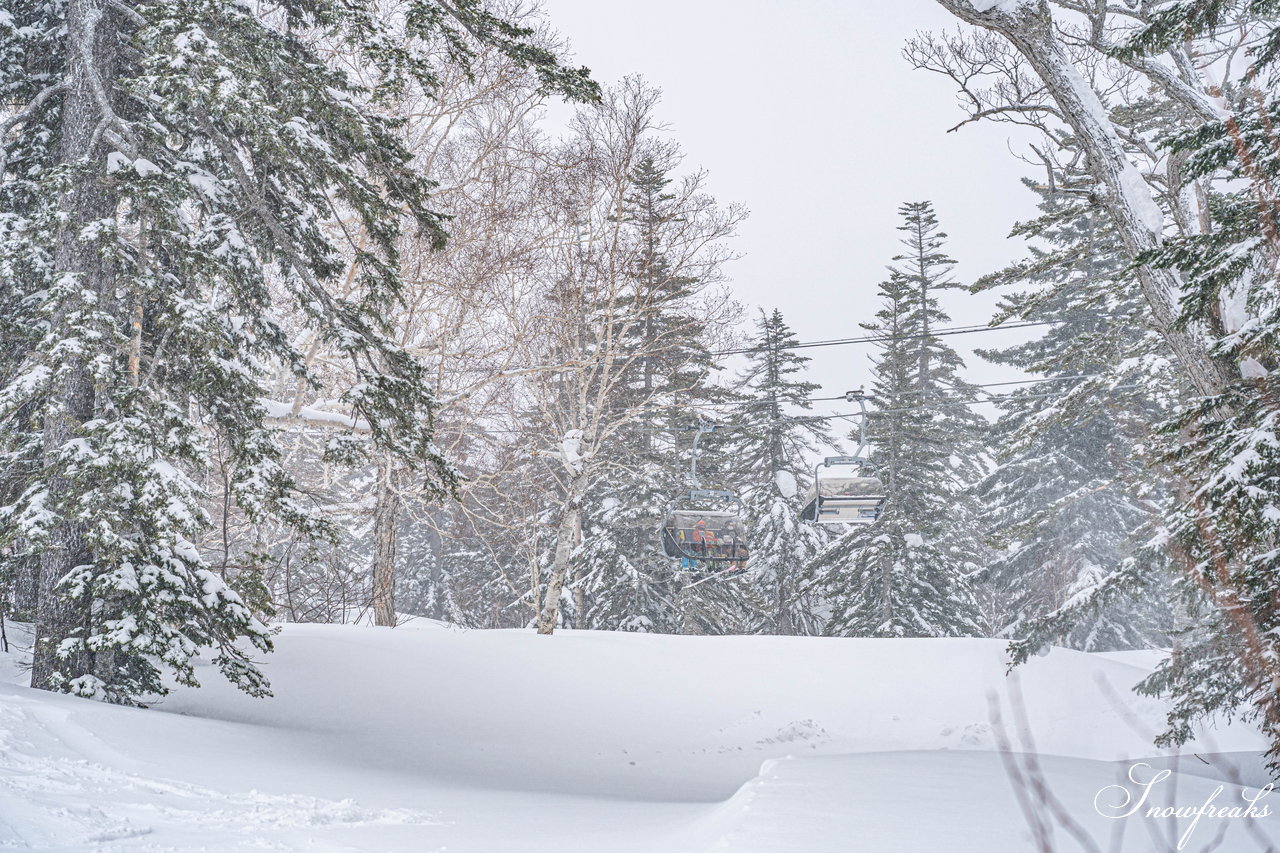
[712, 320, 1052, 357]
[458, 373, 1141, 435]
[463, 379, 1143, 437]
[599, 372, 1124, 418]
[447, 320, 1055, 374]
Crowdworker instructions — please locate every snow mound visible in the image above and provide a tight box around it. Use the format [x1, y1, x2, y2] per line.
[701, 751, 1276, 853]
[0, 623, 1274, 851]
[154, 627, 1265, 799]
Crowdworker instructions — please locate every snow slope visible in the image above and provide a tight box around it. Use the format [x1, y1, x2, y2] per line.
[1, 621, 1276, 851]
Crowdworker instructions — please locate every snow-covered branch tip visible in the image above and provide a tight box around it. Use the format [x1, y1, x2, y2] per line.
[0, 82, 67, 175]
[259, 399, 370, 433]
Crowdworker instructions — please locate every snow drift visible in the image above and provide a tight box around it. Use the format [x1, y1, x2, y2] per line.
[1, 622, 1276, 851]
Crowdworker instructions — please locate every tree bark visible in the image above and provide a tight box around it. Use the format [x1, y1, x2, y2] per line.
[537, 506, 578, 634]
[8, 554, 40, 619]
[537, 477, 586, 635]
[370, 456, 401, 627]
[679, 582, 703, 636]
[775, 567, 794, 635]
[32, 0, 120, 691]
[934, 0, 1236, 397]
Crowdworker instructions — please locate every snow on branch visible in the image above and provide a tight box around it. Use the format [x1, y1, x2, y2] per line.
[259, 399, 370, 433]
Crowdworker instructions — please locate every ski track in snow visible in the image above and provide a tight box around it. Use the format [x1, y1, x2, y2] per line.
[2, 623, 1279, 852]
[0, 692, 442, 851]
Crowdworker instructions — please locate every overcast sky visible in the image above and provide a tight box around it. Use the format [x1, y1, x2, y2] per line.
[540, 0, 1046, 423]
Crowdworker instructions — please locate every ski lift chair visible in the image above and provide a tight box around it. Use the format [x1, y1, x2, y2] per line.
[800, 389, 886, 525]
[658, 424, 751, 567]
[661, 497, 750, 564]
[801, 461, 886, 525]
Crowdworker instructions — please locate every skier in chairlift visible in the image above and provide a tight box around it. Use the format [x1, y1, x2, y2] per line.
[679, 518, 714, 571]
[677, 526, 693, 571]
[694, 517, 716, 552]
[661, 423, 751, 577]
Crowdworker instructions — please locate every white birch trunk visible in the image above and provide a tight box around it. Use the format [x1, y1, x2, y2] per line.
[537, 480, 585, 635]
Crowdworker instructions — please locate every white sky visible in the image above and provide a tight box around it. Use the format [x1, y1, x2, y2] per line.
[540, 0, 1046, 424]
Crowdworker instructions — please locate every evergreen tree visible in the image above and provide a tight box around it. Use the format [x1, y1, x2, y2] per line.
[811, 201, 984, 638]
[725, 309, 834, 635]
[1120, 5, 1280, 764]
[574, 153, 741, 633]
[0, 0, 594, 701]
[975, 177, 1177, 653]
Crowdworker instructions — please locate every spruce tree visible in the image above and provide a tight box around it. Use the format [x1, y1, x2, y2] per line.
[724, 309, 834, 635]
[975, 177, 1177, 653]
[811, 201, 984, 638]
[0, 0, 594, 701]
[574, 153, 739, 633]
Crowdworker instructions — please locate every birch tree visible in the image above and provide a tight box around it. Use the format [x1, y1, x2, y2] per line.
[517, 79, 743, 635]
[932, 0, 1234, 394]
[186, 3, 594, 629]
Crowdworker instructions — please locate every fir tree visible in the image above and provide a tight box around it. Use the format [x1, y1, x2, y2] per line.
[574, 153, 741, 634]
[975, 177, 1177, 653]
[0, 0, 594, 701]
[811, 201, 984, 638]
[724, 309, 834, 635]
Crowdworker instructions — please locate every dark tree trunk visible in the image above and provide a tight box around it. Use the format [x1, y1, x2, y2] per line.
[31, 0, 120, 691]
[371, 457, 401, 627]
[774, 570, 794, 635]
[9, 554, 40, 619]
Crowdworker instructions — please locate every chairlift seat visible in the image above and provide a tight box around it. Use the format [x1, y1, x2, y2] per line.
[802, 476, 886, 525]
[661, 509, 749, 562]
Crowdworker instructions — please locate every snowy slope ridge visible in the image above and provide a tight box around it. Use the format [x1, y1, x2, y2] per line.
[1, 622, 1276, 852]
[159, 624, 1263, 797]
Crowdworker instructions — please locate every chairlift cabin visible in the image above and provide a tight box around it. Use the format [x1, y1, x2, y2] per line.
[658, 424, 750, 566]
[800, 390, 885, 525]
[661, 497, 750, 564]
[801, 460, 885, 525]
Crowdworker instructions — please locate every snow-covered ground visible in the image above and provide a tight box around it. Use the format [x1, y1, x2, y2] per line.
[1, 621, 1276, 851]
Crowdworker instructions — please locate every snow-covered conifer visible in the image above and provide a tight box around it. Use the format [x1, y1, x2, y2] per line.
[975, 178, 1177, 652]
[811, 201, 984, 638]
[1117, 7, 1280, 759]
[932, 0, 1280, 764]
[723, 309, 834, 635]
[0, 0, 593, 700]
